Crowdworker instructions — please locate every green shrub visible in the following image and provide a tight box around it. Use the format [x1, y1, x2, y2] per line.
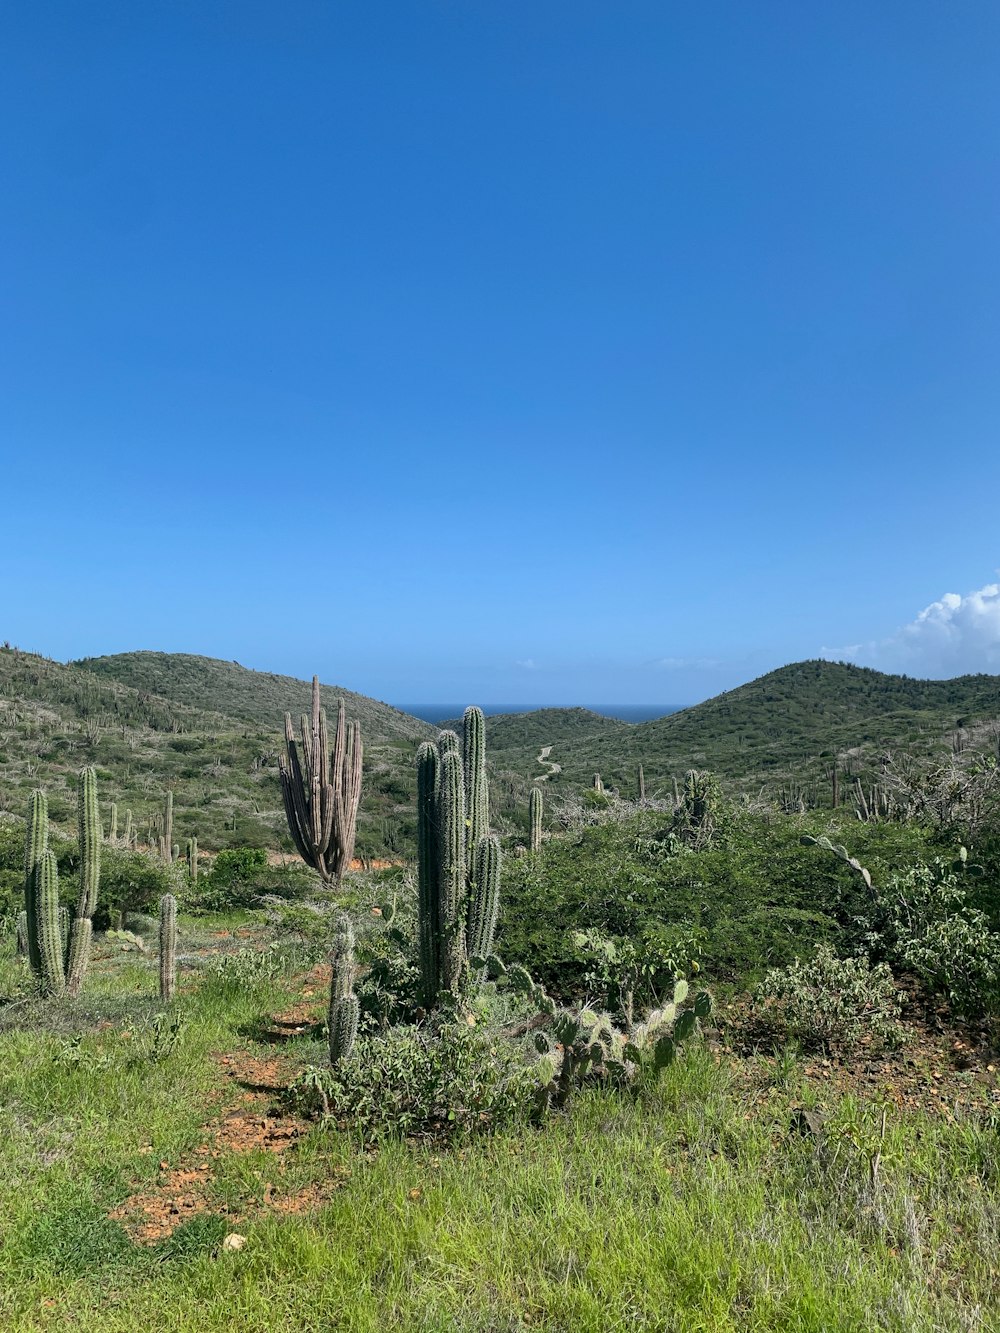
[194, 847, 270, 911]
[751, 944, 904, 1055]
[868, 858, 1000, 1017]
[285, 1024, 534, 1142]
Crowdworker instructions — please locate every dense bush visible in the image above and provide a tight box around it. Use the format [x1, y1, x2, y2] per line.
[193, 847, 313, 911]
[286, 1024, 535, 1142]
[865, 858, 1000, 1018]
[750, 945, 905, 1054]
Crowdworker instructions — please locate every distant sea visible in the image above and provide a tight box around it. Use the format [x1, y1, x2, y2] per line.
[397, 704, 684, 725]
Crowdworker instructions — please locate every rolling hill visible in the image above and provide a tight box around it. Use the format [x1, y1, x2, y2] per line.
[488, 661, 1000, 804]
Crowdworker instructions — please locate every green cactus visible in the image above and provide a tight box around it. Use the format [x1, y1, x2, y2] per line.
[67, 765, 102, 997]
[800, 834, 872, 889]
[187, 836, 198, 882]
[23, 788, 48, 976]
[328, 912, 359, 1064]
[278, 677, 364, 885]
[159, 893, 177, 1001]
[416, 741, 441, 1009]
[163, 791, 174, 863]
[108, 802, 118, 842]
[415, 707, 503, 1006]
[36, 849, 65, 996]
[529, 786, 543, 853]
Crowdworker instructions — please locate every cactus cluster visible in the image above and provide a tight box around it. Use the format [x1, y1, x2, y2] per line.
[416, 707, 501, 1007]
[278, 676, 363, 886]
[22, 768, 103, 997]
[507, 967, 711, 1113]
[675, 769, 720, 847]
[328, 912, 359, 1064]
[159, 893, 177, 1001]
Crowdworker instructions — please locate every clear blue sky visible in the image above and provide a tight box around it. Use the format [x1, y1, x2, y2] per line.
[4, 2, 999, 705]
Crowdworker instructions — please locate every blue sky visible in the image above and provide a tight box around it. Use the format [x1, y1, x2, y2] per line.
[3, 2, 999, 705]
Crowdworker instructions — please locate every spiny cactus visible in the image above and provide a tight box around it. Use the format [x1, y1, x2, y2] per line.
[23, 788, 48, 976]
[800, 834, 872, 889]
[159, 893, 177, 1001]
[328, 912, 359, 1064]
[15, 909, 28, 957]
[416, 707, 503, 1006]
[163, 791, 174, 863]
[529, 786, 543, 853]
[637, 764, 646, 804]
[278, 676, 363, 886]
[108, 802, 118, 843]
[36, 849, 65, 996]
[527, 973, 712, 1113]
[187, 836, 199, 882]
[122, 808, 134, 847]
[66, 765, 102, 997]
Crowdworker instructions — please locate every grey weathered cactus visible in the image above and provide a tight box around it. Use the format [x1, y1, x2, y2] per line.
[637, 764, 646, 803]
[187, 836, 198, 882]
[416, 707, 503, 1006]
[278, 677, 363, 886]
[67, 765, 102, 997]
[159, 893, 177, 1001]
[529, 786, 543, 853]
[15, 909, 29, 957]
[328, 912, 359, 1064]
[108, 802, 118, 843]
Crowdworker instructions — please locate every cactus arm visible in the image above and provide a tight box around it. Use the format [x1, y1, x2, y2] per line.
[23, 789, 48, 976]
[159, 893, 177, 1001]
[36, 850, 66, 996]
[463, 707, 488, 877]
[67, 765, 102, 997]
[467, 834, 501, 965]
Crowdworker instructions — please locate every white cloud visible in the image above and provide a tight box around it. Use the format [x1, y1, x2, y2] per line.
[822, 579, 1000, 677]
[515, 658, 538, 670]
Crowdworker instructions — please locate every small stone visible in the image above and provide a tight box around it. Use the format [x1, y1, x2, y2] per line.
[222, 1233, 247, 1251]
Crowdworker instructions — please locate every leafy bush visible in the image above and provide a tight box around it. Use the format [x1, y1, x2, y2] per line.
[751, 945, 904, 1054]
[194, 847, 301, 911]
[867, 858, 1000, 1018]
[285, 1024, 534, 1142]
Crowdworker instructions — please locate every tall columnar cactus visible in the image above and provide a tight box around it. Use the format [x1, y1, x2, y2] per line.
[108, 802, 118, 843]
[187, 836, 199, 882]
[416, 707, 503, 1006]
[163, 791, 174, 863]
[66, 765, 102, 997]
[529, 786, 543, 853]
[416, 741, 441, 1008]
[637, 764, 646, 803]
[23, 788, 48, 976]
[328, 912, 359, 1064]
[122, 808, 134, 847]
[159, 893, 177, 1001]
[36, 849, 65, 996]
[278, 676, 363, 886]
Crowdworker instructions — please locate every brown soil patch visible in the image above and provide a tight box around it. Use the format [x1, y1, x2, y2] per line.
[110, 1048, 324, 1243]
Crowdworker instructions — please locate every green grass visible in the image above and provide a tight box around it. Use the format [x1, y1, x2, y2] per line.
[1, 918, 998, 1332]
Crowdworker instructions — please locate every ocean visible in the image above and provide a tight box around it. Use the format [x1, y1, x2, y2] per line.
[396, 704, 684, 725]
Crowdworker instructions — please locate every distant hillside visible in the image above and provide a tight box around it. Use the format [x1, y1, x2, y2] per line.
[75, 653, 433, 746]
[438, 707, 628, 754]
[0, 647, 432, 856]
[492, 661, 1000, 803]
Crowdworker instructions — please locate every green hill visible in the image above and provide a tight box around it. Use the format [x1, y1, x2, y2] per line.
[491, 661, 1000, 804]
[0, 647, 432, 856]
[74, 652, 432, 745]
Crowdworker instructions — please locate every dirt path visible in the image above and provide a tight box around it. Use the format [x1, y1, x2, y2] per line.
[535, 745, 561, 781]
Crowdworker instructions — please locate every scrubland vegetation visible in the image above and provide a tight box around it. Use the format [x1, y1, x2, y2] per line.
[2, 652, 1000, 1330]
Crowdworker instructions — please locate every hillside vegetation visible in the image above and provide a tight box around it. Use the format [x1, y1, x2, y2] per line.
[497, 661, 1000, 803]
[0, 647, 431, 856]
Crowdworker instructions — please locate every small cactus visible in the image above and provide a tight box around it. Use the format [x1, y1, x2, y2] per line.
[66, 766, 102, 997]
[187, 836, 198, 882]
[159, 894, 177, 1001]
[529, 786, 543, 853]
[328, 913, 358, 1064]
